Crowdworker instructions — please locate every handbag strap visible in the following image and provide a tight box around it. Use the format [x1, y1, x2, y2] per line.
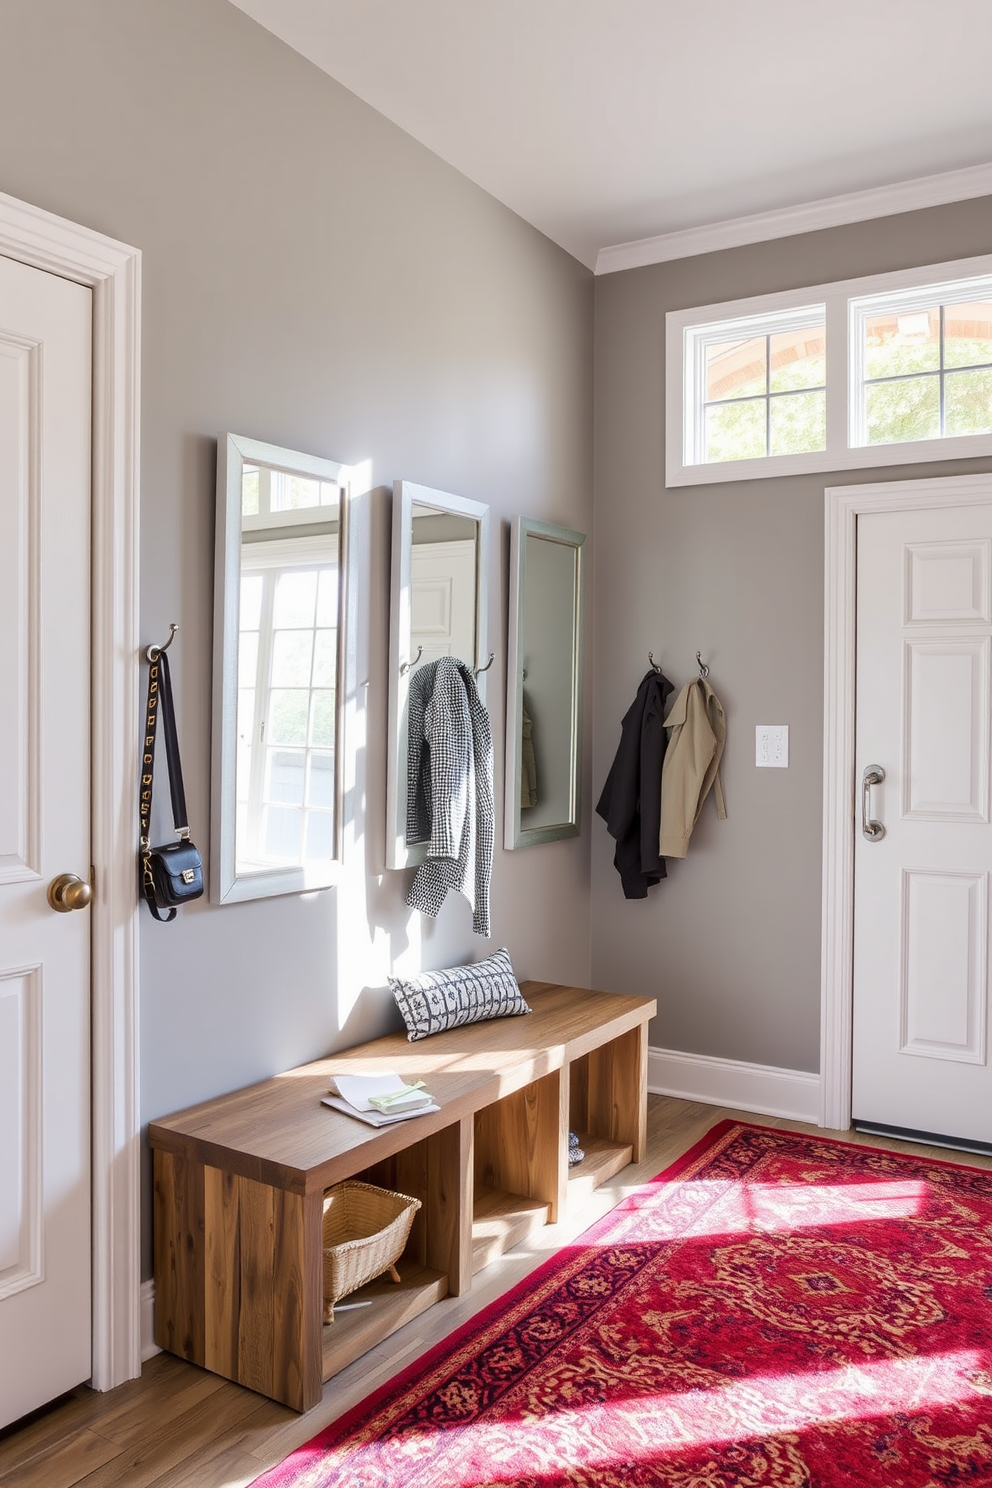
[156, 652, 191, 836]
[140, 650, 189, 922]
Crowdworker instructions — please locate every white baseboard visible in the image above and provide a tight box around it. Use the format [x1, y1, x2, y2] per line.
[140, 1279, 160, 1362]
[648, 1046, 821, 1124]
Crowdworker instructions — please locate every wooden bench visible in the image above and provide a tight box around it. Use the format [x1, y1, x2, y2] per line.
[148, 981, 656, 1411]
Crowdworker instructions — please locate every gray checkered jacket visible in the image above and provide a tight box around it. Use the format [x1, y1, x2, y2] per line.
[406, 656, 494, 936]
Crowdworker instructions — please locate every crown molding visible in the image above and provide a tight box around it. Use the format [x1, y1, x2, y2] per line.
[595, 161, 992, 276]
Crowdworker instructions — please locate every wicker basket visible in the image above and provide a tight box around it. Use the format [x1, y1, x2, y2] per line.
[321, 1181, 421, 1323]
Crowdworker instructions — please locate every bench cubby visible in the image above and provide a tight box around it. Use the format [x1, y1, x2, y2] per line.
[149, 982, 655, 1411]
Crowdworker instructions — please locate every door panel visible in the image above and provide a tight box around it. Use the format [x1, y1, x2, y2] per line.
[0, 969, 41, 1293]
[900, 868, 987, 1062]
[904, 637, 989, 820]
[853, 501, 992, 1145]
[0, 254, 92, 1427]
[0, 328, 41, 883]
[905, 539, 991, 625]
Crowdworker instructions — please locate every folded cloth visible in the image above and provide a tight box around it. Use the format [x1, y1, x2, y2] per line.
[406, 656, 494, 936]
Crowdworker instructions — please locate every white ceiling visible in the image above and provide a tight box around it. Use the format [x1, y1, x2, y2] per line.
[231, 0, 992, 270]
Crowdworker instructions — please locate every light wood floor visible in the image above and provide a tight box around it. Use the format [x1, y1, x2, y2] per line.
[3, 1097, 990, 1488]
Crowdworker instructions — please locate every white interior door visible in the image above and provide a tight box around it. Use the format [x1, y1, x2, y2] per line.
[853, 496, 992, 1147]
[0, 254, 92, 1426]
[411, 539, 477, 666]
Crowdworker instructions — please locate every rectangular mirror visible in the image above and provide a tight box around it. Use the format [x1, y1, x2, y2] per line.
[504, 518, 586, 848]
[386, 480, 490, 869]
[212, 433, 355, 902]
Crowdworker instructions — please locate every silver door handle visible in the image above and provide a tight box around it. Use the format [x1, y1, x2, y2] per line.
[861, 765, 885, 841]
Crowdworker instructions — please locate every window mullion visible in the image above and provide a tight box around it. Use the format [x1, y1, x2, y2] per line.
[863, 368, 942, 386]
[258, 466, 272, 517]
[826, 291, 850, 457]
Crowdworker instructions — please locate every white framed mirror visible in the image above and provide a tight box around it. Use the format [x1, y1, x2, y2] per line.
[211, 433, 356, 903]
[504, 517, 586, 849]
[386, 480, 490, 870]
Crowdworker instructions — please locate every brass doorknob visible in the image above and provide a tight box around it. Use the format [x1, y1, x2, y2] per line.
[48, 873, 93, 913]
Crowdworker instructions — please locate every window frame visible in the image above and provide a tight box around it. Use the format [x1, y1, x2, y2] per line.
[686, 301, 828, 468]
[666, 253, 992, 487]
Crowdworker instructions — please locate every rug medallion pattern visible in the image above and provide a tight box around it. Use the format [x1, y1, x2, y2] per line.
[255, 1122, 992, 1487]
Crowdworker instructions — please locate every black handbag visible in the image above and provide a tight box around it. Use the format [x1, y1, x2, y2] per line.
[139, 647, 204, 921]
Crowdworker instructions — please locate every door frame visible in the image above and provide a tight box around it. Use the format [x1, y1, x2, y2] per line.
[821, 470, 992, 1130]
[0, 190, 142, 1389]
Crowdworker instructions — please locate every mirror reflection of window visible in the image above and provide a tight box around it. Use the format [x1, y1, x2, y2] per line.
[235, 465, 340, 873]
[241, 463, 340, 520]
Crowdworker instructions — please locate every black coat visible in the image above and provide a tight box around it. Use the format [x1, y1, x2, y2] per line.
[595, 668, 675, 899]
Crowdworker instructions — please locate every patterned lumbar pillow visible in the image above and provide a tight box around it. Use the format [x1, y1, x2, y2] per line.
[389, 947, 531, 1042]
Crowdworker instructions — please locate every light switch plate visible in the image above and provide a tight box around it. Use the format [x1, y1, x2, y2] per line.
[756, 725, 789, 768]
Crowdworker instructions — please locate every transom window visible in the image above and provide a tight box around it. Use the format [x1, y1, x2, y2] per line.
[692, 308, 826, 464]
[241, 464, 341, 520]
[667, 254, 992, 487]
[851, 282, 992, 448]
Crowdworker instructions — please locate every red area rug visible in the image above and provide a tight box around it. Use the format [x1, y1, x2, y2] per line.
[253, 1121, 992, 1487]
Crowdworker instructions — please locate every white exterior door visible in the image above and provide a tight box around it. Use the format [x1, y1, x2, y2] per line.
[0, 254, 92, 1426]
[852, 496, 992, 1147]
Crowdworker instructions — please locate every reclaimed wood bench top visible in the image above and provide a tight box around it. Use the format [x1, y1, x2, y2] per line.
[147, 982, 655, 1195]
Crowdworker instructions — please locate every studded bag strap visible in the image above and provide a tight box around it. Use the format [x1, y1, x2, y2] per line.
[139, 652, 184, 923]
[156, 652, 190, 837]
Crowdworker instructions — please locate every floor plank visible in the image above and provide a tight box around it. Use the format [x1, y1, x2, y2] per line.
[0, 1430, 123, 1488]
[0, 1363, 176, 1480]
[3, 1098, 990, 1488]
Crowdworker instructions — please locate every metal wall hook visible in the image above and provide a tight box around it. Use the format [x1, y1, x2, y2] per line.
[146, 623, 179, 664]
[648, 651, 662, 673]
[475, 651, 495, 677]
[399, 645, 423, 676]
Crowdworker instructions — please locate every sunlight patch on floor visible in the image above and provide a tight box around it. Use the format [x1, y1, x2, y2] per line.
[586, 1176, 927, 1244]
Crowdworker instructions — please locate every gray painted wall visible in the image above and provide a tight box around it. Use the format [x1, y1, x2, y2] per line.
[591, 195, 992, 1074]
[0, 0, 594, 1271]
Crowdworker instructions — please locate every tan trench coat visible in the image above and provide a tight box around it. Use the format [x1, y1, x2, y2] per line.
[659, 677, 727, 858]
